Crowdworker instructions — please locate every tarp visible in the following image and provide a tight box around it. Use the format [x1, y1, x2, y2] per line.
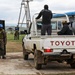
[53, 11, 75, 18]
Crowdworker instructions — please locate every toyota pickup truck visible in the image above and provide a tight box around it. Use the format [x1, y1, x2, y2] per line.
[22, 13, 75, 69]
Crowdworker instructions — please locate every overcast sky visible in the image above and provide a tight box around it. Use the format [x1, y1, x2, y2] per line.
[0, 0, 75, 26]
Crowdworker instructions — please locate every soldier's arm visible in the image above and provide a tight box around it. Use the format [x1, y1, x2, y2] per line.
[3, 31, 7, 45]
[50, 11, 53, 19]
[5, 32, 7, 45]
[36, 10, 42, 19]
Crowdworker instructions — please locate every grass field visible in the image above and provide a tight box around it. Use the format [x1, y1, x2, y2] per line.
[6, 34, 25, 52]
[7, 34, 25, 42]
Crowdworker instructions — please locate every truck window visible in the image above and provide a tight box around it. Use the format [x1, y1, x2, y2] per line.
[36, 21, 42, 35]
[36, 21, 62, 35]
[37, 22, 42, 30]
[69, 16, 74, 22]
[58, 21, 62, 30]
[51, 21, 62, 30]
[37, 21, 58, 30]
[51, 22, 57, 30]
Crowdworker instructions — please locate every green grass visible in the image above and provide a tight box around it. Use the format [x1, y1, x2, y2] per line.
[7, 33, 25, 52]
[7, 33, 25, 43]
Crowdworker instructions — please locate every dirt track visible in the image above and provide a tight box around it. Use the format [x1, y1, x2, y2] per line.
[0, 52, 74, 75]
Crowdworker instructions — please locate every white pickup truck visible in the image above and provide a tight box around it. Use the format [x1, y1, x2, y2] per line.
[22, 13, 75, 69]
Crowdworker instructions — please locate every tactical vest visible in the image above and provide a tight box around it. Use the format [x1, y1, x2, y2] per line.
[0, 30, 4, 39]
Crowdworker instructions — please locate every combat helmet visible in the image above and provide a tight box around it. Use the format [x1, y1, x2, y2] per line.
[0, 24, 3, 28]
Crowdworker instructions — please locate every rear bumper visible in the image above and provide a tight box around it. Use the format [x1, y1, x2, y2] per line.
[42, 52, 73, 60]
[43, 52, 71, 56]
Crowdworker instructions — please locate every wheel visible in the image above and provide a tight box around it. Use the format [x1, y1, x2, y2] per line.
[70, 62, 75, 69]
[34, 50, 42, 70]
[24, 54, 28, 60]
[22, 42, 28, 60]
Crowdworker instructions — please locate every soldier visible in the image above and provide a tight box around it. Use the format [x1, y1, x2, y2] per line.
[0, 24, 7, 59]
[57, 21, 73, 35]
[36, 5, 53, 35]
[14, 27, 19, 40]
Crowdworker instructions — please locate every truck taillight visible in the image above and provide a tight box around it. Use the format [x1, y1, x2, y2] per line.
[44, 49, 53, 52]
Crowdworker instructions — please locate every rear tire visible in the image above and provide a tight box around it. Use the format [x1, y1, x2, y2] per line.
[34, 50, 42, 70]
[22, 42, 28, 60]
[24, 54, 28, 60]
[70, 62, 75, 69]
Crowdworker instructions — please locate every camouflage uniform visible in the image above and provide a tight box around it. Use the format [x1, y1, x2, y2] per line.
[0, 29, 7, 59]
[14, 30, 19, 40]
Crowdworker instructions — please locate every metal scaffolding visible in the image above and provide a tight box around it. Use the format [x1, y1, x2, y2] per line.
[17, 0, 33, 28]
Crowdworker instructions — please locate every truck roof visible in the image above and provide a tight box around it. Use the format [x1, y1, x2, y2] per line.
[53, 11, 75, 18]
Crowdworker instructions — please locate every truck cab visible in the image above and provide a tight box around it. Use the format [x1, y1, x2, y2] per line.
[22, 13, 75, 69]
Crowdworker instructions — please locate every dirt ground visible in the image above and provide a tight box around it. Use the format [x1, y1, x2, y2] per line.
[0, 41, 75, 75]
[6, 41, 22, 52]
[0, 52, 75, 75]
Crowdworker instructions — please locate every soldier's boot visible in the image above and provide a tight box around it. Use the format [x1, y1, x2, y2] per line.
[2, 55, 6, 59]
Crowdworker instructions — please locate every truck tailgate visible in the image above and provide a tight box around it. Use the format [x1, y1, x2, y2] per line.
[43, 36, 75, 49]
